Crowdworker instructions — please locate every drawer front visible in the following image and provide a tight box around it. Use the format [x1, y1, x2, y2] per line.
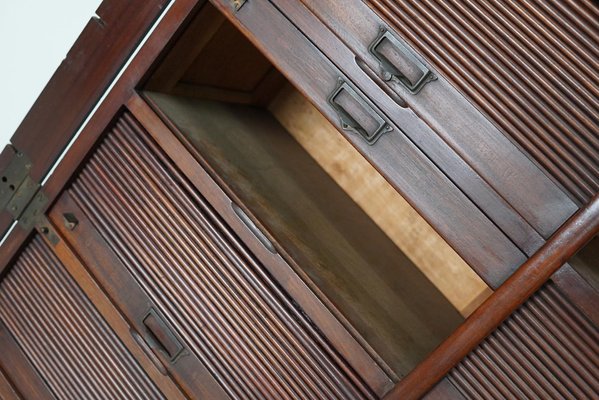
[50, 111, 382, 399]
[276, 0, 577, 255]
[0, 235, 165, 400]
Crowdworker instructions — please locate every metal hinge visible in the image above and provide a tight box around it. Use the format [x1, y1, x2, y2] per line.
[0, 146, 48, 231]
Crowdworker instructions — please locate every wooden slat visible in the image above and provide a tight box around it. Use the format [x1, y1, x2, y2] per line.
[66, 111, 377, 399]
[367, 0, 599, 205]
[449, 283, 599, 399]
[0, 320, 53, 400]
[0, 236, 166, 400]
[10, 0, 169, 182]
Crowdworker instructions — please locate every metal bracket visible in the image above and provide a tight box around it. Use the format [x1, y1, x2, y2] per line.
[19, 191, 49, 231]
[0, 146, 48, 231]
[0, 149, 33, 210]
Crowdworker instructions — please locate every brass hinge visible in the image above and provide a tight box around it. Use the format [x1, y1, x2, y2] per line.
[0, 146, 48, 230]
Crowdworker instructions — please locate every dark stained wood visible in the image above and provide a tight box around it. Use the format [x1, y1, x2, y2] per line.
[40, 227, 189, 400]
[422, 378, 466, 400]
[552, 263, 599, 326]
[0, 0, 597, 399]
[366, 0, 599, 205]
[282, 0, 577, 246]
[50, 110, 383, 398]
[0, 320, 53, 400]
[0, 236, 166, 399]
[209, 0, 526, 289]
[129, 93, 395, 394]
[448, 282, 599, 399]
[386, 193, 599, 400]
[50, 192, 230, 400]
[9, 0, 169, 183]
[146, 6, 287, 105]
[0, 0, 204, 272]
[144, 90, 464, 378]
[0, 368, 22, 400]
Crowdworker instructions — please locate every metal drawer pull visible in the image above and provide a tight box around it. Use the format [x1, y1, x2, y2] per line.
[368, 28, 436, 94]
[232, 202, 277, 254]
[142, 308, 184, 362]
[328, 79, 392, 145]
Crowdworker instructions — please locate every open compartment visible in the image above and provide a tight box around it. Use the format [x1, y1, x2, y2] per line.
[142, 2, 491, 378]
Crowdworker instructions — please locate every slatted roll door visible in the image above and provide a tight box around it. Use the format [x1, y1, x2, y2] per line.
[67, 112, 375, 400]
[449, 282, 599, 399]
[0, 235, 165, 400]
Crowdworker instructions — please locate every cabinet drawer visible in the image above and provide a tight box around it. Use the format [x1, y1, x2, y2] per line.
[50, 110, 387, 398]
[272, 0, 578, 261]
[0, 235, 166, 400]
[207, 0, 527, 288]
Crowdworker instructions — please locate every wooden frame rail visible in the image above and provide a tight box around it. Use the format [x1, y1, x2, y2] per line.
[386, 193, 599, 400]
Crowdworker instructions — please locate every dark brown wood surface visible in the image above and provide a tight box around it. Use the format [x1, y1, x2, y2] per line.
[0, 0, 203, 272]
[366, 0, 599, 205]
[145, 91, 464, 379]
[386, 193, 599, 399]
[0, 320, 54, 400]
[0, 0, 171, 237]
[0, 368, 22, 400]
[0, 235, 166, 399]
[283, 0, 577, 246]
[49, 108, 387, 399]
[209, 0, 527, 289]
[448, 281, 599, 399]
[10, 0, 169, 182]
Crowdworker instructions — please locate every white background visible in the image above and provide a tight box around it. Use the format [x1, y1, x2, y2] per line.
[0, 0, 102, 149]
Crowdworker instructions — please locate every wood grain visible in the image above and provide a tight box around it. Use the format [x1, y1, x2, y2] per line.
[386, 193, 599, 399]
[367, 0, 599, 205]
[449, 282, 599, 399]
[0, 236, 165, 400]
[65, 111, 377, 399]
[268, 84, 491, 316]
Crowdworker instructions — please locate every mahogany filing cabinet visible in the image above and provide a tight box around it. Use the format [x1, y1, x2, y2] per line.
[0, 1, 597, 399]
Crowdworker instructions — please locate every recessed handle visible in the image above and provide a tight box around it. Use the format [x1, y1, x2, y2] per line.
[327, 79, 392, 145]
[142, 308, 184, 362]
[232, 202, 277, 254]
[368, 28, 436, 94]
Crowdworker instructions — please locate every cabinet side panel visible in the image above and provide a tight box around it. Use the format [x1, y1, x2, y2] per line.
[0, 236, 165, 400]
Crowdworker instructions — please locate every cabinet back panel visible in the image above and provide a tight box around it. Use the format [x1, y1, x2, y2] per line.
[68, 114, 374, 400]
[0, 236, 165, 400]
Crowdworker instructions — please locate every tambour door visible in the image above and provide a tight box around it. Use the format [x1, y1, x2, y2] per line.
[0, 235, 168, 400]
[49, 109, 393, 399]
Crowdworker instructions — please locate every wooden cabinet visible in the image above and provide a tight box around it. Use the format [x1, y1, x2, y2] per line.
[0, 0, 597, 399]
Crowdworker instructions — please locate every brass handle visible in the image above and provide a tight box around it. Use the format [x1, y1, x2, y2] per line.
[142, 308, 184, 362]
[328, 79, 392, 145]
[368, 28, 436, 94]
